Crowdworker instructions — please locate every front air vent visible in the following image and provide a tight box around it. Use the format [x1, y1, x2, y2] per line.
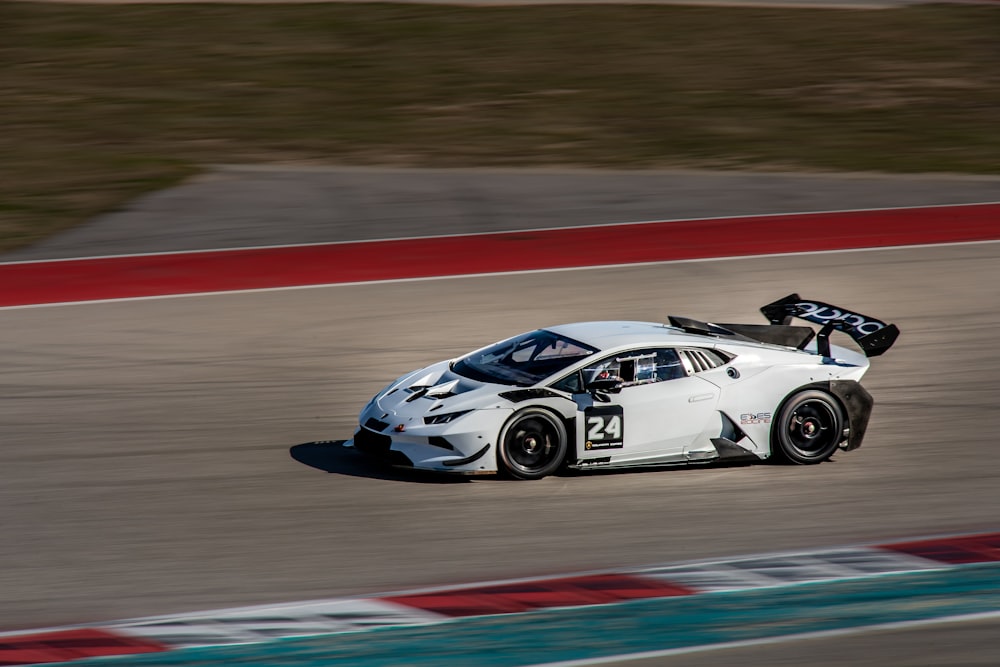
[353, 429, 392, 456]
[428, 436, 456, 451]
[498, 388, 563, 403]
[426, 391, 456, 400]
[365, 417, 390, 432]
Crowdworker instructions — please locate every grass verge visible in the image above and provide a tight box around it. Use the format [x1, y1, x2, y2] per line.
[2, 3, 1000, 253]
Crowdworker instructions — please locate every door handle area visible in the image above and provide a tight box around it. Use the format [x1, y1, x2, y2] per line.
[688, 393, 714, 403]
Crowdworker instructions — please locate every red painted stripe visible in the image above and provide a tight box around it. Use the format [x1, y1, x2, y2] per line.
[2, 203, 998, 307]
[881, 532, 1000, 565]
[0, 628, 166, 665]
[384, 574, 693, 617]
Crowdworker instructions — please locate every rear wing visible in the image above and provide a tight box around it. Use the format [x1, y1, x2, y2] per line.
[759, 293, 899, 357]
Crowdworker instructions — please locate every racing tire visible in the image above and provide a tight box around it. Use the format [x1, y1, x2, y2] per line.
[772, 389, 845, 465]
[497, 408, 568, 480]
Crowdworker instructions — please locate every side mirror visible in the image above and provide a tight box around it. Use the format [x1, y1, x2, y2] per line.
[586, 377, 623, 394]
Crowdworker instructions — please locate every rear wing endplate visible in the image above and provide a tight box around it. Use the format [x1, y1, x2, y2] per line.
[760, 293, 899, 357]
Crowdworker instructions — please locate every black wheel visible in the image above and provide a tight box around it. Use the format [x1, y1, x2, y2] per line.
[772, 390, 845, 464]
[497, 409, 567, 480]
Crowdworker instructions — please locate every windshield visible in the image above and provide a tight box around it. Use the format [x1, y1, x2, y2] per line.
[452, 330, 598, 386]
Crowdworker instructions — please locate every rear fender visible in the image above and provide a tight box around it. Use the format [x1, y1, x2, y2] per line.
[774, 380, 873, 452]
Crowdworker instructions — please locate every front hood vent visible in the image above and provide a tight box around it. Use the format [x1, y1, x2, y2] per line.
[404, 372, 475, 402]
[379, 363, 500, 414]
[425, 379, 460, 399]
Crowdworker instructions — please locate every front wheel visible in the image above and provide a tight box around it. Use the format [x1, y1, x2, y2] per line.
[497, 409, 567, 480]
[772, 390, 845, 464]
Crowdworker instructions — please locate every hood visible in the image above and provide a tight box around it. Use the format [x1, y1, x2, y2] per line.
[373, 361, 509, 420]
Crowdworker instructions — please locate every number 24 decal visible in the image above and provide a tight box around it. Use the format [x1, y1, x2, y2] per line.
[587, 414, 622, 441]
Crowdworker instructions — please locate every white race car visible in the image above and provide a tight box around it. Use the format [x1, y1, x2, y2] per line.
[349, 294, 899, 479]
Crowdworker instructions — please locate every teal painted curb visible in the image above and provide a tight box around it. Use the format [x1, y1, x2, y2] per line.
[55, 563, 1000, 667]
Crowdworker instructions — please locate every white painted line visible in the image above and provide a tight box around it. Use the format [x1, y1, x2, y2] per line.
[108, 598, 447, 649]
[2, 200, 998, 266]
[522, 610, 1000, 667]
[2, 237, 999, 312]
[638, 545, 949, 593]
[0, 598, 446, 645]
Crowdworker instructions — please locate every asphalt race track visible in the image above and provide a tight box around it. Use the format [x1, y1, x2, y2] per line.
[2, 169, 1000, 665]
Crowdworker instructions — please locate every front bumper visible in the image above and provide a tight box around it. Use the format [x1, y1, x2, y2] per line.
[352, 428, 415, 468]
[350, 409, 510, 474]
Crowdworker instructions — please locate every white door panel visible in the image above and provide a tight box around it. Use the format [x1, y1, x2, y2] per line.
[575, 376, 720, 463]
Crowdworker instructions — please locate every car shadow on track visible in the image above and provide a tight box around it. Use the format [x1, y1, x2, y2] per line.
[291, 441, 761, 483]
[289, 441, 471, 484]
[557, 459, 759, 478]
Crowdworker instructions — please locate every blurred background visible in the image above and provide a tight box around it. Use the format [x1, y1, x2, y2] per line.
[2, 1, 999, 665]
[4, 1, 999, 252]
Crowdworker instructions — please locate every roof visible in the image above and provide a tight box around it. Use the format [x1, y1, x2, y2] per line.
[544, 320, 698, 350]
[543, 320, 869, 368]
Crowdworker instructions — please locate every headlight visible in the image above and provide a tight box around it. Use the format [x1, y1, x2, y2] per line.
[424, 410, 471, 425]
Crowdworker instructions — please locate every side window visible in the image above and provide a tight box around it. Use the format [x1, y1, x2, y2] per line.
[650, 349, 685, 382]
[626, 348, 684, 385]
[551, 371, 582, 394]
[568, 348, 685, 389]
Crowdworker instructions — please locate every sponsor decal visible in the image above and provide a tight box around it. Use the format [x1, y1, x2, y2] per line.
[794, 301, 885, 336]
[585, 440, 623, 450]
[740, 412, 771, 425]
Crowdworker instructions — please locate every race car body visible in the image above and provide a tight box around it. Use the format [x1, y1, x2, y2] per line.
[347, 294, 899, 479]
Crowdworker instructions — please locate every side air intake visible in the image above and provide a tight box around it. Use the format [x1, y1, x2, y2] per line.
[680, 348, 728, 374]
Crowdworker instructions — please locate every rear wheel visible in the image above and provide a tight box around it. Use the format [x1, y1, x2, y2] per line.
[498, 409, 567, 480]
[772, 390, 845, 464]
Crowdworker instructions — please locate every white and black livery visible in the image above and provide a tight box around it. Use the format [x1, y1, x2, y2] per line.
[348, 294, 899, 479]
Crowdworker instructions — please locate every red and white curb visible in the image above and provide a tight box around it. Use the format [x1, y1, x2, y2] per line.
[2, 532, 998, 665]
